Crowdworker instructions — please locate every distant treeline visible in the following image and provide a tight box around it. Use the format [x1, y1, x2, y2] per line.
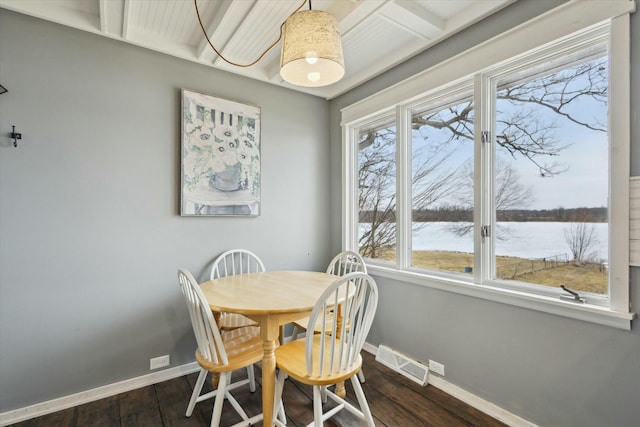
[360, 207, 607, 223]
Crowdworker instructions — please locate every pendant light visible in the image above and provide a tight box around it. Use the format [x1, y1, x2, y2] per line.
[194, 0, 344, 87]
[279, 5, 345, 87]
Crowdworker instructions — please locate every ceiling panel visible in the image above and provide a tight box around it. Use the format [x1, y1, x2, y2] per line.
[0, 0, 515, 99]
[343, 14, 417, 75]
[218, 1, 291, 64]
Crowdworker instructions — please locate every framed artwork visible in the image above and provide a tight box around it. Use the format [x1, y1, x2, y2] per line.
[181, 89, 261, 216]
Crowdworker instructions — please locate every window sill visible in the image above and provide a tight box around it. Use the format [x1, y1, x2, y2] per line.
[367, 264, 635, 330]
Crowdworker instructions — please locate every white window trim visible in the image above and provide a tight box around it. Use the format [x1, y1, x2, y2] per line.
[341, 0, 636, 329]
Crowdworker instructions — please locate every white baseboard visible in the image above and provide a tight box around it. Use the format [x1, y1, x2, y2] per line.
[427, 376, 537, 427]
[362, 341, 377, 355]
[0, 362, 200, 426]
[0, 339, 371, 425]
[364, 343, 537, 427]
[1, 342, 537, 427]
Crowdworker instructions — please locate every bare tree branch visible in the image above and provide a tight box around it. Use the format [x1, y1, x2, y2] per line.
[357, 57, 607, 257]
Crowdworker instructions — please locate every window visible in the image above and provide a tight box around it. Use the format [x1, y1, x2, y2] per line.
[342, 2, 634, 328]
[358, 116, 397, 264]
[409, 89, 475, 274]
[491, 46, 609, 298]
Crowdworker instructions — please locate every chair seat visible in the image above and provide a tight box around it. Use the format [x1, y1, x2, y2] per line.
[218, 312, 258, 330]
[275, 336, 362, 386]
[195, 326, 265, 373]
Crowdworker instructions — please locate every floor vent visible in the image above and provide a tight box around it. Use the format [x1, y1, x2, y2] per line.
[375, 345, 428, 386]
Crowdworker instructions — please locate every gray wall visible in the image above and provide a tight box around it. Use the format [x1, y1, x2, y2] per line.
[2, 1, 639, 425]
[329, 1, 640, 426]
[0, 10, 332, 411]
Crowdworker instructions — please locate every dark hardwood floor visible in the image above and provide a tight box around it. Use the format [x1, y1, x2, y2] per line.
[12, 352, 508, 426]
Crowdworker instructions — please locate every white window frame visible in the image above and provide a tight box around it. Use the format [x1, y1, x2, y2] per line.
[341, 0, 636, 329]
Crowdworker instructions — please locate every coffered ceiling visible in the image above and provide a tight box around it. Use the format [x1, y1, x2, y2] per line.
[0, 0, 514, 99]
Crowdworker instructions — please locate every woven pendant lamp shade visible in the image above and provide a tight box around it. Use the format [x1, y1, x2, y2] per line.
[280, 10, 345, 87]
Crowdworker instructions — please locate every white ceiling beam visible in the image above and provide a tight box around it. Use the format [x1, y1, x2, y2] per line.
[196, 0, 256, 63]
[445, 0, 517, 32]
[121, 0, 134, 39]
[380, 0, 444, 40]
[213, 0, 293, 73]
[335, 0, 387, 37]
[99, 0, 125, 37]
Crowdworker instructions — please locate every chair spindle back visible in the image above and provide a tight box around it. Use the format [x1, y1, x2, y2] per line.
[210, 249, 266, 279]
[326, 250, 367, 276]
[305, 272, 378, 378]
[178, 268, 228, 365]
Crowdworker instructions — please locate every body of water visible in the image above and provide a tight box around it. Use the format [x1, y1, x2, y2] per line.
[411, 222, 608, 261]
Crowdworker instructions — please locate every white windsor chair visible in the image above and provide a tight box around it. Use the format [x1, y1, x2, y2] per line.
[291, 250, 368, 384]
[210, 249, 265, 330]
[178, 268, 285, 427]
[273, 271, 378, 427]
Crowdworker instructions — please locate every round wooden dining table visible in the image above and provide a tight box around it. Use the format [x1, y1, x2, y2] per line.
[199, 270, 338, 426]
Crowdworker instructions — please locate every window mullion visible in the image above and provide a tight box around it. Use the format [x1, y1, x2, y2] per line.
[396, 104, 412, 269]
[608, 14, 630, 311]
[342, 124, 359, 252]
[474, 73, 495, 283]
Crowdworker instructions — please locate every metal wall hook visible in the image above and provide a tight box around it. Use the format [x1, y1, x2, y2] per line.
[10, 125, 22, 148]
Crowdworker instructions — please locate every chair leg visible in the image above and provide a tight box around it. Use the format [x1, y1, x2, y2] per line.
[186, 369, 207, 416]
[357, 368, 366, 383]
[247, 364, 256, 392]
[210, 372, 228, 427]
[223, 388, 250, 422]
[278, 400, 287, 424]
[313, 385, 324, 426]
[350, 376, 374, 426]
[273, 370, 287, 426]
[211, 371, 221, 388]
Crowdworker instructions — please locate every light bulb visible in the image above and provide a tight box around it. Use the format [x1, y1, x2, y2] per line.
[305, 52, 318, 64]
[307, 72, 321, 82]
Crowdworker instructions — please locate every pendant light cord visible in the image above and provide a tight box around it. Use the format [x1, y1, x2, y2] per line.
[194, 0, 308, 68]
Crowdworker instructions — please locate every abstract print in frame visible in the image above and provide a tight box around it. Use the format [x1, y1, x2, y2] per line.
[181, 89, 261, 216]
